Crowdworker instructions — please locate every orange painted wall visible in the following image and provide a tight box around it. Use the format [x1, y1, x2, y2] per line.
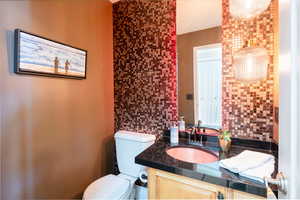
[0, 0, 114, 199]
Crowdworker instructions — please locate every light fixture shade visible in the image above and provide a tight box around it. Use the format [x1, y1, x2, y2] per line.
[233, 47, 269, 82]
[229, 0, 271, 19]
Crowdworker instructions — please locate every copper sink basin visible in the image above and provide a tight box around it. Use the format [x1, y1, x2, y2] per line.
[166, 147, 218, 164]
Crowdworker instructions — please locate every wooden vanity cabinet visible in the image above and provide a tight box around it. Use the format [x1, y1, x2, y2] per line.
[148, 168, 266, 200]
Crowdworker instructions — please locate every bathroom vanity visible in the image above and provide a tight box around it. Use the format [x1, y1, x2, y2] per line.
[135, 135, 277, 199]
[148, 167, 264, 199]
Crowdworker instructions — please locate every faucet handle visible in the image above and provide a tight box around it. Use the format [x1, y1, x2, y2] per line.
[197, 120, 202, 128]
[191, 127, 196, 135]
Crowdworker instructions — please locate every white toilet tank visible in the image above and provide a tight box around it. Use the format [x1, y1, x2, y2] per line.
[114, 130, 155, 178]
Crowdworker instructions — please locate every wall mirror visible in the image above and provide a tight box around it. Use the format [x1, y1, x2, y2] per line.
[177, 0, 222, 128]
[177, 0, 279, 142]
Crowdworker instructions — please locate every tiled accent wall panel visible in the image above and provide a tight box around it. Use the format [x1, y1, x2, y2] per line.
[222, 0, 278, 141]
[113, 0, 177, 137]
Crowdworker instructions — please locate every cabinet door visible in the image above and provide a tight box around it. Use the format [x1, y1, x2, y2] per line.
[230, 190, 265, 199]
[148, 168, 226, 199]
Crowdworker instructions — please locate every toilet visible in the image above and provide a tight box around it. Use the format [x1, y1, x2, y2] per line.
[83, 130, 155, 200]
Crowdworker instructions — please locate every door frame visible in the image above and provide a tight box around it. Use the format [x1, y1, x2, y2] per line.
[193, 43, 222, 125]
[279, 0, 300, 198]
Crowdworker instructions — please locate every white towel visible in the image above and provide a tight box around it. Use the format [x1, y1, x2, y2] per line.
[239, 159, 275, 183]
[219, 150, 274, 173]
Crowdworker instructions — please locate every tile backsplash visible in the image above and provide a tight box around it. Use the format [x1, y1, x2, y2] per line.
[113, 0, 177, 138]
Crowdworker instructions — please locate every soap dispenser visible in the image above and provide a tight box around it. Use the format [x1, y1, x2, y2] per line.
[178, 116, 185, 132]
[170, 122, 179, 144]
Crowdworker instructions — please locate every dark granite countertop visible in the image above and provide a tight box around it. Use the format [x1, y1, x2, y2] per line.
[135, 135, 278, 197]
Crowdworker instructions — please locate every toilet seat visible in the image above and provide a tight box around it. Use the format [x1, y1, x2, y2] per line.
[83, 174, 135, 200]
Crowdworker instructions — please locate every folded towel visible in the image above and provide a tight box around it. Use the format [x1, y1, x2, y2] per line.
[239, 159, 275, 183]
[219, 150, 274, 173]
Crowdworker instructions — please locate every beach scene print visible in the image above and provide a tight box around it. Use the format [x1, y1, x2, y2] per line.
[19, 32, 86, 77]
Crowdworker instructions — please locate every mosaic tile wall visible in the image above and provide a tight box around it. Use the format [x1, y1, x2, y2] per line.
[222, 0, 278, 141]
[113, 0, 177, 138]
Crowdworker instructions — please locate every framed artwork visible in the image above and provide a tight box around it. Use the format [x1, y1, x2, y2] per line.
[14, 29, 87, 79]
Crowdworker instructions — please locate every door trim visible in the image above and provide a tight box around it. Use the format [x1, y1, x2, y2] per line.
[279, 0, 300, 198]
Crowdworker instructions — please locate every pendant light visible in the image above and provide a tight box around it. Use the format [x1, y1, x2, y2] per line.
[229, 0, 272, 20]
[233, 41, 269, 82]
[230, 0, 271, 82]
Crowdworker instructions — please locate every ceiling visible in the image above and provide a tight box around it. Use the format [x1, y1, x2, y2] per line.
[176, 0, 222, 35]
[110, 0, 222, 35]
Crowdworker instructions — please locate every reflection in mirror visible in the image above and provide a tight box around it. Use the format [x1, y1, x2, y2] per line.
[194, 44, 222, 127]
[177, 0, 222, 128]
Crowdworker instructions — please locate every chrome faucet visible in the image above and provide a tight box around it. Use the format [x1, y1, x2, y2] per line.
[188, 126, 204, 146]
[197, 120, 204, 145]
[190, 127, 196, 141]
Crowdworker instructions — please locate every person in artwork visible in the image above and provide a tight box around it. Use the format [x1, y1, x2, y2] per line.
[54, 57, 59, 74]
[65, 60, 70, 74]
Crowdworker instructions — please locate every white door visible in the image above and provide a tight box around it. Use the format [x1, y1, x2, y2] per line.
[278, 0, 300, 198]
[194, 44, 222, 127]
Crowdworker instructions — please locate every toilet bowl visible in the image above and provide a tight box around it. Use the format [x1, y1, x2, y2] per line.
[83, 131, 155, 200]
[83, 174, 136, 200]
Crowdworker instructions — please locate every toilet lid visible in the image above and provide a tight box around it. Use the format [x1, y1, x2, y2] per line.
[83, 174, 130, 200]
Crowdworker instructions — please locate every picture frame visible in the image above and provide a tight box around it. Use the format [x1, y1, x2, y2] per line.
[14, 29, 87, 79]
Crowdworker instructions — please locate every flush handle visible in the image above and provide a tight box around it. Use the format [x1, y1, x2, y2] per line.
[264, 172, 288, 194]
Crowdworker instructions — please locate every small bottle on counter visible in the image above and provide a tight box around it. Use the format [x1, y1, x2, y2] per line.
[170, 123, 179, 144]
[178, 116, 185, 132]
